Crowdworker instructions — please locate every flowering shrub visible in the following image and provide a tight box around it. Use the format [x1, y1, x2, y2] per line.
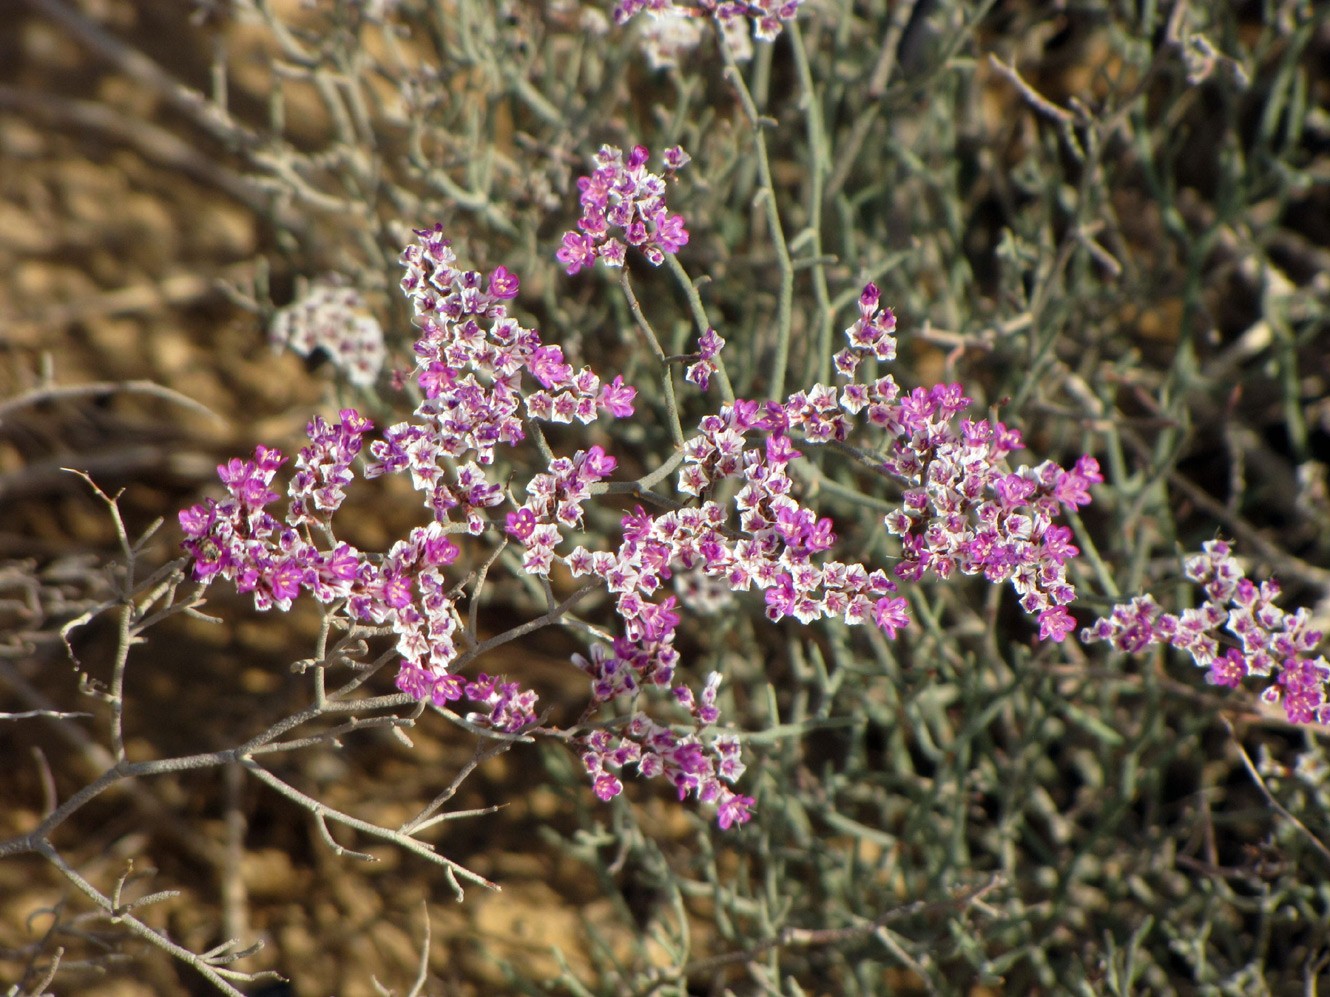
[176, 142, 1120, 832]
[8, 2, 1330, 992]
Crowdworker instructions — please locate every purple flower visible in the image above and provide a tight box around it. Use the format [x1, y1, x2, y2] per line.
[593, 772, 623, 801]
[505, 508, 537, 541]
[578, 445, 618, 479]
[717, 791, 754, 830]
[487, 265, 519, 299]
[686, 327, 728, 391]
[655, 213, 689, 253]
[873, 596, 910, 638]
[1040, 525, 1079, 565]
[429, 673, 465, 706]
[1054, 456, 1104, 508]
[556, 232, 596, 275]
[1206, 648, 1248, 688]
[662, 145, 691, 170]
[270, 560, 305, 603]
[599, 375, 637, 417]
[1037, 606, 1075, 643]
[178, 502, 213, 539]
[528, 344, 574, 389]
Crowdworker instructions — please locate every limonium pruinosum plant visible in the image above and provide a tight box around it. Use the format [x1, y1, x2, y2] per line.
[179, 142, 1110, 832]
[1083, 539, 1330, 724]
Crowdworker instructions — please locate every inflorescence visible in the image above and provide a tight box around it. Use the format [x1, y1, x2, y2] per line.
[1083, 539, 1329, 724]
[182, 142, 1328, 832]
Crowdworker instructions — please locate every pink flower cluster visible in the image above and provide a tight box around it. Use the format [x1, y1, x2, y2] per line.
[557, 145, 690, 274]
[396, 666, 538, 732]
[178, 410, 520, 730]
[180, 229, 760, 827]
[550, 391, 913, 830]
[366, 227, 645, 720]
[614, 0, 804, 45]
[685, 327, 725, 390]
[831, 285, 1101, 642]
[179, 415, 370, 613]
[386, 224, 635, 474]
[502, 259, 1100, 821]
[1082, 539, 1330, 723]
[179, 204, 1109, 832]
[180, 122, 1330, 850]
[581, 682, 751, 830]
[635, 283, 1099, 645]
[833, 281, 897, 376]
[542, 274, 1104, 821]
[505, 445, 620, 576]
[184, 225, 644, 734]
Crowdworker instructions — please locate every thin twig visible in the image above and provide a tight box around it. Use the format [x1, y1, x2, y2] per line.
[1225, 719, 1330, 866]
[406, 901, 432, 997]
[719, 44, 794, 402]
[0, 710, 92, 721]
[243, 762, 496, 893]
[0, 380, 224, 427]
[37, 842, 265, 997]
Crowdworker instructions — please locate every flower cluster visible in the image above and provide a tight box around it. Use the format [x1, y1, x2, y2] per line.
[287, 410, 374, 528]
[180, 199, 1117, 832]
[179, 421, 367, 614]
[179, 413, 473, 693]
[561, 375, 926, 711]
[833, 281, 897, 376]
[543, 273, 1104, 818]
[388, 224, 635, 471]
[614, 0, 804, 55]
[269, 278, 385, 388]
[397, 666, 539, 731]
[648, 283, 1100, 644]
[177, 416, 548, 735]
[505, 445, 620, 576]
[628, 5, 754, 66]
[1082, 539, 1330, 723]
[364, 227, 649, 717]
[557, 145, 690, 274]
[829, 285, 1101, 641]
[580, 684, 751, 830]
[685, 328, 725, 390]
[181, 228, 760, 827]
[180, 131, 1117, 834]
[186, 225, 645, 733]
